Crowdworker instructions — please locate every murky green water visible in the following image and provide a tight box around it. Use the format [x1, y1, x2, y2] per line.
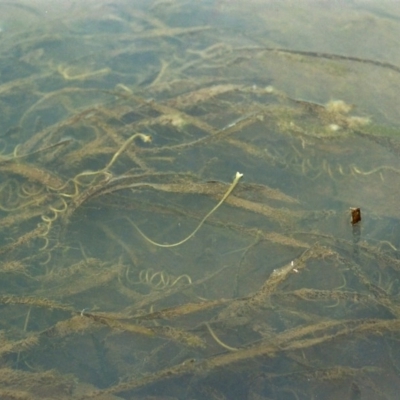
[0, 1, 399, 399]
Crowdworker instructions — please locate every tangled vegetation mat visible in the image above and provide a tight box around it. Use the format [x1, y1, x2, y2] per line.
[0, 1, 400, 399]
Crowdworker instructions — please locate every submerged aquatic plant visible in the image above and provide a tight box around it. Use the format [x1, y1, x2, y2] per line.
[0, 1, 399, 399]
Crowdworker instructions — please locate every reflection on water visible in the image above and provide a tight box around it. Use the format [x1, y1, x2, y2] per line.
[0, 0, 400, 399]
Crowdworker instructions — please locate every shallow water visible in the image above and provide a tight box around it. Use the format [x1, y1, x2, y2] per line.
[0, 1, 399, 399]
